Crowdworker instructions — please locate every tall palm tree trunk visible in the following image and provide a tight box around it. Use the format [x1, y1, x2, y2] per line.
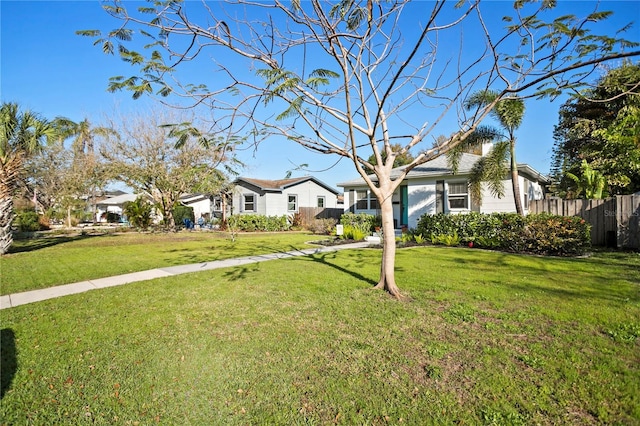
[0, 155, 23, 254]
[510, 139, 523, 215]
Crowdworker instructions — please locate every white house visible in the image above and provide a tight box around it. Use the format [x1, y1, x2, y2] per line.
[95, 192, 138, 223]
[231, 176, 340, 216]
[338, 152, 550, 229]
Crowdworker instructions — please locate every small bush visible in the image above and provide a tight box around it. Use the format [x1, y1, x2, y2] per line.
[173, 205, 195, 227]
[14, 210, 42, 232]
[340, 212, 378, 232]
[307, 218, 337, 235]
[340, 225, 367, 241]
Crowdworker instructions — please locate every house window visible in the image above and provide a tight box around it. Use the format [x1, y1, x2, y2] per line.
[355, 189, 378, 210]
[287, 194, 298, 212]
[448, 182, 469, 210]
[356, 190, 368, 209]
[317, 196, 325, 208]
[213, 197, 222, 212]
[243, 194, 255, 212]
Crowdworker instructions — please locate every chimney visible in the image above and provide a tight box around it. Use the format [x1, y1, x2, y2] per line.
[481, 142, 493, 156]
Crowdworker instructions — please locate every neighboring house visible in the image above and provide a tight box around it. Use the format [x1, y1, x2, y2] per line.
[231, 176, 340, 216]
[95, 193, 138, 223]
[180, 193, 216, 221]
[338, 152, 550, 229]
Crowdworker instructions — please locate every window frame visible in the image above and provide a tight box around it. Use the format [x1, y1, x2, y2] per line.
[287, 194, 298, 212]
[447, 181, 469, 210]
[243, 194, 256, 212]
[317, 196, 325, 208]
[355, 189, 379, 210]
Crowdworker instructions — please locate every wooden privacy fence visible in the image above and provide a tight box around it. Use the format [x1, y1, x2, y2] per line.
[298, 207, 343, 226]
[529, 194, 640, 249]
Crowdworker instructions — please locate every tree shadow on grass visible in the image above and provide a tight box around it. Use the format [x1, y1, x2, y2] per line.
[302, 251, 378, 287]
[8, 233, 105, 254]
[217, 246, 379, 287]
[1, 328, 17, 399]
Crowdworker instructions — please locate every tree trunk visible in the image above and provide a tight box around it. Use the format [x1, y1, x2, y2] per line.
[373, 193, 403, 299]
[67, 205, 72, 228]
[510, 139, 523, 216]
[0, 197, 14, 255]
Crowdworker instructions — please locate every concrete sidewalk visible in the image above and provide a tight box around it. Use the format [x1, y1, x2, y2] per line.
[0, 242, 372, 310]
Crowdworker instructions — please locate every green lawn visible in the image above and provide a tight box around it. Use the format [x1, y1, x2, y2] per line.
[1, 231, 318, 295]
[1, 234, 639, 424]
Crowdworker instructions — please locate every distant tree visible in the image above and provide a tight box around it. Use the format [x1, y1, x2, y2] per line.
[1, 103, 56, 253]
[565, 159, 606, 199]
[80, 0, 639, 297]
[366, 143, 415, 172]
[55, 117, 113, 223]
[448, 91, 526, 215]
[100, 110, 240, 230]
[122, 196, 153, 229]
[551, 63, 640, 197]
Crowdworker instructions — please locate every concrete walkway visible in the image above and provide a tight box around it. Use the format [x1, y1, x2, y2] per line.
[0, 242, 373, 310]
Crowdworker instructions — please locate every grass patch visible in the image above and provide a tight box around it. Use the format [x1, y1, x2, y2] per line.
[1, 232, 318, 295]
[1, 244, 639, 424]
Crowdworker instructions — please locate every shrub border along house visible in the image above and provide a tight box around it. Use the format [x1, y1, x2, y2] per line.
[415, 212, 591, 256]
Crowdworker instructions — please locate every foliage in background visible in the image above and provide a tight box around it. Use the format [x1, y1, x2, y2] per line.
[416, 212, 591, 256]
[365, 143, 415, 172]
[551, 63, 640, 197]
[123, 196, 153, 229]
[565, 159, 607, 199]
[173, 204, 195, 228]
[227, 214, 290, 232]
[100, 110, 239, 230]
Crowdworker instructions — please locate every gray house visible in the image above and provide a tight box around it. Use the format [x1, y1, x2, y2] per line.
[231, 176, 340, 216]
[338, 152, 550, 229]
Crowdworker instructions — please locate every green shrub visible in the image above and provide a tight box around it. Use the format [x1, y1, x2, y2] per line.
[416, 212, 591, 256]
[227, 214, 291, 232]
[123, 197, 153, 229]
[521, 214, 591, 256]
[173, 205, 195, 227]
[340, 212, 377, 232]
[14, 210, 42, 232]
[105, 212, 121, 224]
[340, 224, 367, 241]
[430, 231, 461, 247]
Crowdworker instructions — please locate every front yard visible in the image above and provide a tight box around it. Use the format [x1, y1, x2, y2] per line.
[1, 233, 639, 424]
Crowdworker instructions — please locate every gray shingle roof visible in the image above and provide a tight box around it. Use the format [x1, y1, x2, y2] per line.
[337, 153, 482, 187]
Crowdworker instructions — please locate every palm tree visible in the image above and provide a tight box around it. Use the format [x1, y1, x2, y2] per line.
[1, 103, 56, 254]
[51, 117, 113, 223]
[448, 90, 526, 215]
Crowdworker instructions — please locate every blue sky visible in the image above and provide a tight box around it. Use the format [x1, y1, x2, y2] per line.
[2, 0, 639, 191]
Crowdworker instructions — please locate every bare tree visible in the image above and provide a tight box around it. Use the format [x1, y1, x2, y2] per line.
[79, 0, 639, 297]
[99, 109, 240, 230]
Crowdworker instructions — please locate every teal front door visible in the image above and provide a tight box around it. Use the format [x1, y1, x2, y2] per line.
[401, 185, 408, 226]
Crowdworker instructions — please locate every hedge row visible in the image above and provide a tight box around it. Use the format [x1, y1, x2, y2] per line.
[227, 214, 291, 232]
[415, 212, 591, 256]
